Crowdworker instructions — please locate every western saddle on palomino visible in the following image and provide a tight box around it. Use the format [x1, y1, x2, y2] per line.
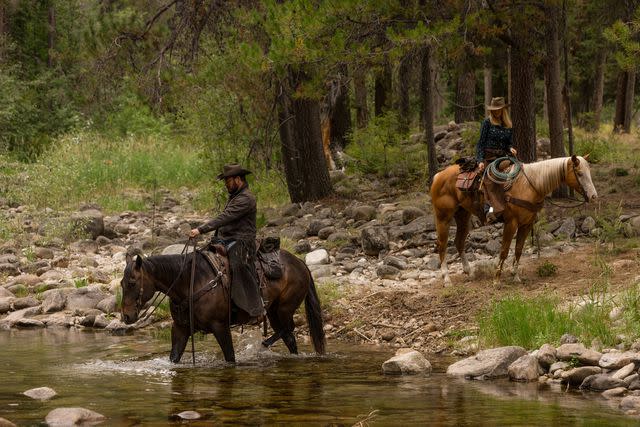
[455, 152, 518, 224]
[201, 236, 283, 326]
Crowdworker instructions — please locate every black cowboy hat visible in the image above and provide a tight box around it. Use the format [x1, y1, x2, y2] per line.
[216, 164, 252, 180]
[487, 97, 510, 111]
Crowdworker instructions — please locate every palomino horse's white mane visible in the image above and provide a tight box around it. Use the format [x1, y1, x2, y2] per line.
[521, 157, 573, 196]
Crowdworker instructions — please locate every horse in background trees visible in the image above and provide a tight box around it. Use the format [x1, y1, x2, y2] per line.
[430, 155, 597, 285]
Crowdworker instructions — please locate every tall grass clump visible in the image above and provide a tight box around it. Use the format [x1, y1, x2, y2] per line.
[477, 294, 572, 349]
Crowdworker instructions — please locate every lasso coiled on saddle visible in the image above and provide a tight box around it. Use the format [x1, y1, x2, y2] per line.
[485, 156, 521, 189]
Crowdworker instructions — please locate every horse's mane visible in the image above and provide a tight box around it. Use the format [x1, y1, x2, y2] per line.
[145, 253, 192, 277]
[521, 157, 568, 195]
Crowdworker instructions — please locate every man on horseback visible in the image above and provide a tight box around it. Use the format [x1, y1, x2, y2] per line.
[189, 164, 265, 324]
[476, 97, 518, 223]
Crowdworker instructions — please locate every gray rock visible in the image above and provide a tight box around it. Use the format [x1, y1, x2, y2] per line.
[45, 407, 106, 426]
[34, 247, 55, 259]
[508, 354, 543, 382]
[0, 287, 14, 298]
[307, 219, 333, 237]
[42, 289, 66, 313]
[0, 298, 12, 314]
[560, 366, 602, 386]
[361, 227, 389, 256]
[554, 217, 576, 238]
[310, 265, 332, 279]
[485, 239, 501, 256]
[177, 411, 201, 420]
[383, 255, 408, 270]
[388, 216, 432, 241]
[161, 244, 194, 255]
[402, 207, 426, 224]
[612, 362, 636, 380]
[376, 265, 400, 279]
[326, 232, 350, 243]
[602, 387, 627, 399]
[96, 296, 116, 314]
[581, 216, 596, 233]
[65, 288, 110, 311]
[599, 351, 640, 369]
[280, 226, 307, 241]
[556, 343, 602, 365]
[0, 263, 19, 276]
[549, 361, 569, 373]
[305, 249, 329, 266]
[293, 240, 311, 254]
[446, 346, 527, 379]
[620, 395, 640, 412]
[71, 209, 105, 239]
[624, 373, 639, 387]
[0, 254, 19, 264]
[23, 387, 57, 400]
[382, 349, 432, 375]
[282, 203, 301, 217]
[13, 297, 39, 311]
[537, 344, 557, 370]
[579, 373, 626, 391]
[560, 334, 578, 344]
[317, 226, 337, 240]
[351, 205, 377, 222]
[14, 318, 46, 328]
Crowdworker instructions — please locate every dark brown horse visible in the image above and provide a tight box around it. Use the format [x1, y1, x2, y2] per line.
[430, 155, 597, 284]
[120, 249, 326, 363]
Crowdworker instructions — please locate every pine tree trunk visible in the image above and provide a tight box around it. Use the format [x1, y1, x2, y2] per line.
[510, 45, 537, 162]
[420, 46, 437, 184]
[330, 68, 352, 153]
[374, 61, 392, 117]
[545, 5, 565, 159]
[623, 69, 636, 133]
[397, 53, 411, 133]
[48, 5, 56, 68]
[454, 68, 476, 123]
[591, 50, 606, 130]
[353, 65, 369, 128]
[614, 71, 627, 132]
[277, 71, 333, 203]
[483, 66, 492, 117]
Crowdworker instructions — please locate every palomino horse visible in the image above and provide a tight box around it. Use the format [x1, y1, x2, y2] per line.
[120, 250, 326, 363]
[430, 155, 597, 284]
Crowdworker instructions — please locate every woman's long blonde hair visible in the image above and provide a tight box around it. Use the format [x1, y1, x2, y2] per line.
[489, 108, 512, 128]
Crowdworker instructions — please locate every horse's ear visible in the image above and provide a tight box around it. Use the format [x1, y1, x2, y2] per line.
[135, 255, 143, 268]
[571, 154, 579, 167]
[583, 153, 590, 161]
[125, 253, 133, 265]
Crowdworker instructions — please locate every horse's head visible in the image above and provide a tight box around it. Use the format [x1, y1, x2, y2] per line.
[120, 254, 156, 324]
[566, 154, 598, 202]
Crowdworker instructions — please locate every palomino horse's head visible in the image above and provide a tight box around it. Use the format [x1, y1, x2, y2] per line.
[565, 154, 598, 202]
[120, 254, 156, 324]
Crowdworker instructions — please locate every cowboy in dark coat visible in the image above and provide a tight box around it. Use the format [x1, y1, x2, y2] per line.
[189, 164, 264, 322]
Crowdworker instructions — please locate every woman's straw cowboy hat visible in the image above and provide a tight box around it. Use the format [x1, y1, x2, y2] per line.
[216, 164, 252, 180]
[487, 97, 510, 111]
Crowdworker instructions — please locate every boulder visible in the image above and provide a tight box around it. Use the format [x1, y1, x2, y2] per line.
[560, 366, 602, 386]
[305, 249, 329, 266]
[556, 343, 602, 365]
[382, 349, 432, 375]
[612, 362, 636, 380]
[579, 373, 626, 391]
[508, 354, 543, 382]
[620, 396, 640, 413]
[599, 351, 640, 369]
[71, 209, 105, 239]
[42, 289, 66, 313]
[537, 344, 557, 370]
[23, 387, 57, 400]
[45, 407, 106, 426]
[446, 346, 527, 380]
[361, 227, 389, 256]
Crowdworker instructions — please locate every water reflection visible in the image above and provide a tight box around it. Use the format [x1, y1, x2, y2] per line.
[0, 329, 637, 426]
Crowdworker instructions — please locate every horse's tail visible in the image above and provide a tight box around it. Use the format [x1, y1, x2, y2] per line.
[304, 269, 326, 355]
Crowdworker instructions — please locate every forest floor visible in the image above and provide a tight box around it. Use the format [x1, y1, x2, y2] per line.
[299, 150, 640, 357]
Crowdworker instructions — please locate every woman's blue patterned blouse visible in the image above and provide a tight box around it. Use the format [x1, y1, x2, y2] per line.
[475, 118, 513, 162]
